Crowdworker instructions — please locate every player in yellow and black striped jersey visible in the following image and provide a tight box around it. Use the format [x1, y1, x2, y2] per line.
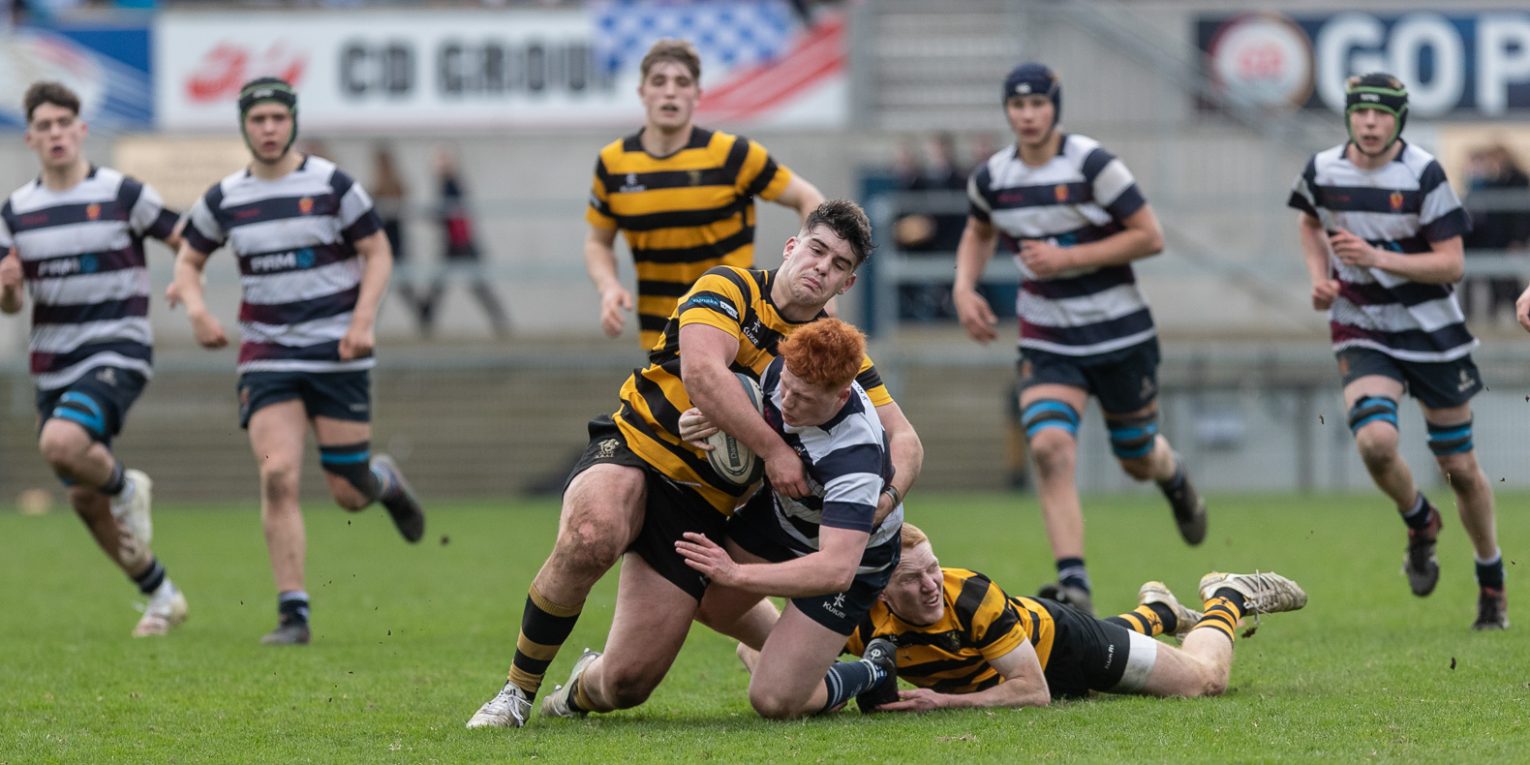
[585, 39, 824, 350]
[467, 200, 925, 729]
[840, 524, 1307, 709]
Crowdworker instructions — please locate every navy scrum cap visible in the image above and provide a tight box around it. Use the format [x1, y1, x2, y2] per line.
[1002, 62, 1061, 122]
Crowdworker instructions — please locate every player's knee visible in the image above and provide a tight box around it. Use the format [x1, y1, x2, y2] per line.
[258, 460, 301, 501]
[1425, 418, 1473, 459]
[1106, 412, 1158, 467]
[603, 664, 660, 709]
[327, 479, 370, 512]
[747, 686, 805, 720]
[37, 426, 88, 471]
[1353, 426, 1400, 470]
[1028, 430, 1076, 475]
[1348, 396, 1399, 461]
[320, 442, 380, 511]
[554, 519, 625, 577]
[1021, 399, 1079, 450]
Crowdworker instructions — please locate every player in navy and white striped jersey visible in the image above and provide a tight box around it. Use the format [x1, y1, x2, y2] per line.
[171, 77, 425, 646]
[951, 63, 1207, 615]
[1289, 73, 1505, 630]
[0, 82, 188, 638]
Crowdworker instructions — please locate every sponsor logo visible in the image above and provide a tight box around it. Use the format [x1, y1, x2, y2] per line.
[619, 172, 645, 193]
[822, 592, 847, 619]
[247, 248, 316, 273]
[687, 169, 702, 186]
[85, 203, 101, 221]
[95, 368, 117, 386]
[1458, 368, 1475, 393]
[595, 438, 619, 460]
[740, 318, 763, 347]
[684, 294, 740, 321]
[1104, 642, 1115, 670]
[37, 254, 100, 277]
[1140, 375, 1157, 401]
[185, 41, 306, 103]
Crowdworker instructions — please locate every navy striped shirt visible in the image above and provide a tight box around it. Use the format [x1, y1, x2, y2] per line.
[1288, 142, 1475, 362]
[760, 358, 901, 576]
[0, 166, 178, 390]
[969, 134, 1154, 357]
[184, 155, 383, 374]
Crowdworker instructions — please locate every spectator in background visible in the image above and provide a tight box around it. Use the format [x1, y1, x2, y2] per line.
[419, 147, 510, 338]
[370, 146, 426, 332]
[1462, 144, 1530, 325]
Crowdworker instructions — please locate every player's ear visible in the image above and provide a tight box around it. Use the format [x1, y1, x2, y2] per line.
[838, 272, 857, 295]
[782, 235, 798, 260]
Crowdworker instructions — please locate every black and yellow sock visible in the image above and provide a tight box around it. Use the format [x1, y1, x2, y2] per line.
[1193, 592, 1246, 642]
[507, 585, 583, 697]
[1106, 603, 1174, 637]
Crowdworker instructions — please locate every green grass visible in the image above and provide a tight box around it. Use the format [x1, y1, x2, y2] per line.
[2, 492, 1526, 763]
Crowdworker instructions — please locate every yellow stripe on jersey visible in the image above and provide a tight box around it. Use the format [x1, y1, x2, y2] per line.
[586, 127, 795, 348]
[847, 568, 1054, 695]
[613, 265, 891, 514]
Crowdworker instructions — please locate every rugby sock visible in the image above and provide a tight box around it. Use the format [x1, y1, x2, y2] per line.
[1055, 557, 1091, 594]
[822, 658, 888, 713]
[101, 460, 127, 496]
[1106, 604, 1173, 637]
[1157, 460, 1186, 492]
[131, 557, 166, 595]
[508, 586, 584, 696]
[1476, 550, 1505, 590]
[1400, 493, 1433, 531]
[278, 590, 310, 624]
[1193, 591, 1245, 643]
[571, 676, 595, 714]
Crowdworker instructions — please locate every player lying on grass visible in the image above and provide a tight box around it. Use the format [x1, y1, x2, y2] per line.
[740, 522, 1307, 710]
[538, 318, 905, 720]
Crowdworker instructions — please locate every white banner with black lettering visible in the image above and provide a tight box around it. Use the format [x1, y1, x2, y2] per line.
[154, 5, 847, 131]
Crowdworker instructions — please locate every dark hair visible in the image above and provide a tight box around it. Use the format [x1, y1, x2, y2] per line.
[802, 199, 876, 265]
[640, 39, 702, 82]
[24, 81, 81, 122]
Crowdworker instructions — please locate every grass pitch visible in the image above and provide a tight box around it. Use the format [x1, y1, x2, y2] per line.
[2, 491, 1526, 763]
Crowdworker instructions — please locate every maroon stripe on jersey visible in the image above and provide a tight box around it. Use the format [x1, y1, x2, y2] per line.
[239, 286, 359, 326]
[32, 295, 149, 326]
[238, 339, 358, 365]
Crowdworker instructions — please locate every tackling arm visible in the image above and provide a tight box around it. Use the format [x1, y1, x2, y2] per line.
[676, 525, 868, 597]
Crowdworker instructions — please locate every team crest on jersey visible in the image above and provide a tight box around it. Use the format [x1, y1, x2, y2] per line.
[85, 203, 101, 221]
[620, 173, 646, 193]
[595, 438, 620, 460]
[298, 196, 314, 215]
[1388, 191, 1404, 211]
[688, 169, 702, 186]
[1054, 184, 1069, 203]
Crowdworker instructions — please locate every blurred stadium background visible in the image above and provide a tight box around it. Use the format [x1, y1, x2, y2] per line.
[4, 0, 1530, 504]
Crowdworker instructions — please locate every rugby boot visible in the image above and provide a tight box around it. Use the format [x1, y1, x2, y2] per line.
[855, 638, 900, 713]
[1159, 456, 1207, 546]
[467, 682, 533, 729]
[1198, 571, 1307, 615]
[1403, 504, 1442, 597]
[1038, 581, 1094, 616]
[1137, 580, 1201, 640]
[260, 615, 311, 646]
[373, 455, 425, 543]
[132, 584, 188, 637]
[1473, 587, 1508, 631]
[541, 648, 600, 719]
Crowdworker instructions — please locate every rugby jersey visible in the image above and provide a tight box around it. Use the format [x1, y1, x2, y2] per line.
[587, 127, 795, 349]
[612, 265, 891, 515]
[757, 356, 901, 575]
[183, 155, 384, 374]
[1288, 141, 1475, 362]
[847, 568, 1055, 694]
[0, 166, 178, 390]
[969, 134, 1154, 357]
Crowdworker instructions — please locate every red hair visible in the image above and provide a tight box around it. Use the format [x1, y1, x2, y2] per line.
[778, 318, 865, 389]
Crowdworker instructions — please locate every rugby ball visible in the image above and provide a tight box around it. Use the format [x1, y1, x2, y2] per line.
[705, 373, 766, 487]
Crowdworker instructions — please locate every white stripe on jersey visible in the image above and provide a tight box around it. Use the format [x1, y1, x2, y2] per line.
[30, 267, 147, 307]
[12, 220, 133, 261]
[241, 259, 363, 305]
[1016, 283, 1146, 328]
[241, 312, 354, 347]
[32, 317, 152, 354]
[36, 352, 153, 391]
[228, 216, 344, 257]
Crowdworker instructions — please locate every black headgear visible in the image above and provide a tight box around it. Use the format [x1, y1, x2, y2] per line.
[238, 77, 299, 157]
[1344, 72, 1407, 151]
[1002, 62, 1061, 126]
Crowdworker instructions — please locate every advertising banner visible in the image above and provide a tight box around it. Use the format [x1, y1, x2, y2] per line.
[1, 23, 154, 130]
[1198, 11, 1530, 117]
[155, 1, 846, 131]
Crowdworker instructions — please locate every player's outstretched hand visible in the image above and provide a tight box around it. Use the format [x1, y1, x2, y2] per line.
[189, 310, 228, 349]
[677, 407, 719, 449]
[1517, 284, 1530, 333]
[600, 285, 633, 337]
[339, 324, 375, 360]
[953, 287, 998, 344]
[675, 531, 739, 586]
[879, 688, 943, 713]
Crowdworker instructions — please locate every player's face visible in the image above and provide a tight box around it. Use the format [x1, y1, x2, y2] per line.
[776, 366, 851, 428]
[243, 103, 294, 163]
[24, 103, 86, 172]
[639, 61, 700, 134]
[779, 224, 858, 308]
[881, 542, 944, 626]
[1348, 107, 1397, 156]
[1005, 94, 1055, 147]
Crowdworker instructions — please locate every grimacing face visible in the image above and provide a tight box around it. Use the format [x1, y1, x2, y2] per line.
[778, 224, 859, 308]
[880, 541, 944, 626]
[639, 60, 699, 134]
[25, 102, 86, 172]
